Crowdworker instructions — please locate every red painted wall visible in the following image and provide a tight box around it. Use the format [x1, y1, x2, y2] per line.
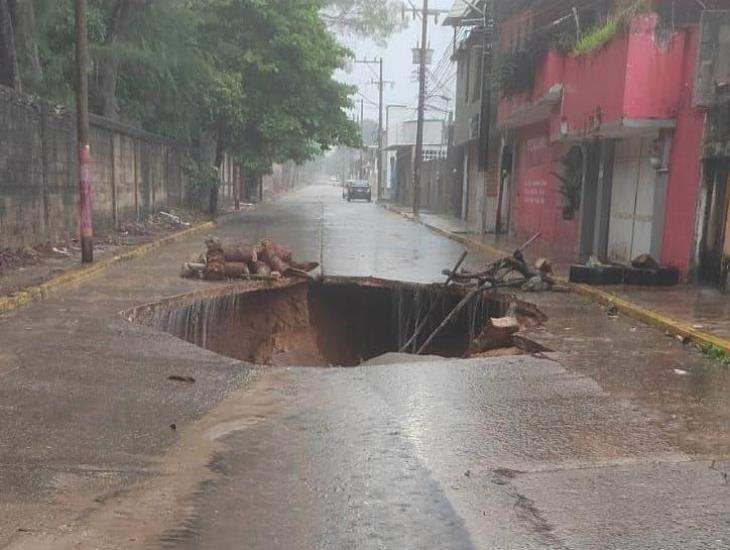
[661, 26, 704, 275]
[498, 10, 702, 275]
[535, 50, 565, 98]
[513, 122, 577, 250]
[560, 15, 687, 133]
[561, 35, 629, 132]
[623, 15, 687, 119]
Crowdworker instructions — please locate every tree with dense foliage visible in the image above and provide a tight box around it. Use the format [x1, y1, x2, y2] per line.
[1, 0, 382, 211]
[322, 0, 404, 43]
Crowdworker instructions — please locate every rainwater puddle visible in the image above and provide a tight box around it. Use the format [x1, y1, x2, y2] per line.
[125, 277, 548, 367]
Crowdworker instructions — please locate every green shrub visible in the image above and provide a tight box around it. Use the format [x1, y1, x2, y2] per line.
[572, 0, 650, 56]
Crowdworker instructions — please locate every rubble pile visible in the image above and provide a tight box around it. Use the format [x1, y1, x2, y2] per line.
[0, 244, 77, 276]
[181, 237, 318, 281]
[443, 233, 555, 292]
[0, 247, 41, 275]
[400, 236, 554, 356]
[120, 210, 198, 237]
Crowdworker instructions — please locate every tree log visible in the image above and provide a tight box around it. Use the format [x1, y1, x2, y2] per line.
[0, 0, 21, 92]
[8, 0, 41, 90]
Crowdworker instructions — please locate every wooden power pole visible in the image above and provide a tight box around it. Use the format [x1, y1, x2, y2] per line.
[356, 57, 392, 200]
[413, 0, 429, 216]
[359, 98, 364, 179]
[403, 2, 449, 214]
[75, 0, 93, 263]
[377, 57, 384, 201]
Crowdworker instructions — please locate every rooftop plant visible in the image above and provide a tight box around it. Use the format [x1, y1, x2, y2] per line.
[572, 0, 651, 56]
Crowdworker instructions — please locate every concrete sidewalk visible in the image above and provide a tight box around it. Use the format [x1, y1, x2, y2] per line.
[384, 203, 730, 353]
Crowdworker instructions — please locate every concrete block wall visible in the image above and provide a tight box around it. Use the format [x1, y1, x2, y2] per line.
[0, 86, 192, 249]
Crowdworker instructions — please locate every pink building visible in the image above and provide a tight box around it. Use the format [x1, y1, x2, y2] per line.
[492, 0, 714, 280]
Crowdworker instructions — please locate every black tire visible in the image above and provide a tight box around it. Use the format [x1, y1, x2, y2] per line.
[623, 266, 679, 286]
[569, 264, 624, 285]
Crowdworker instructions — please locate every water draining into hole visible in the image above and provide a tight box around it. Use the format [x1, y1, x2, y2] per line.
[126, 278, 548, 367]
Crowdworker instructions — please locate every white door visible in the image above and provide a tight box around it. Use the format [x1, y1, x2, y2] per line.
[607, 137, 656, 262]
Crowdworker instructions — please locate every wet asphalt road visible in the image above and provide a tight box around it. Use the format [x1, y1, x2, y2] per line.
[2, 185, 730, 549]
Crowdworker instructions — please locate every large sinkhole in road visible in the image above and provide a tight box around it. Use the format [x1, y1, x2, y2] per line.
[128, 278, 547, 367]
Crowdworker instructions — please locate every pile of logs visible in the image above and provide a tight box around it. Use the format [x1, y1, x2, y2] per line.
[181, 237, 318, 281]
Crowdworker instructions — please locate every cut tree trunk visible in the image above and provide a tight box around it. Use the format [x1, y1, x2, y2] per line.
[0, 0, 21, 93]
[8, 0, 41, 91]
[96, 0, 133, 118]
[94, 0, 152, 118]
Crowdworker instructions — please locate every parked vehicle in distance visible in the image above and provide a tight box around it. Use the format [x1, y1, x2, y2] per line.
[346, 179, 371, 202]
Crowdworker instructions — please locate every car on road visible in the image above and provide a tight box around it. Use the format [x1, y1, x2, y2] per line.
[346, 179, 372, 202]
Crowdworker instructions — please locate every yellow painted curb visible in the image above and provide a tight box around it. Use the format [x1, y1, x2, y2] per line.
[568, 282, 730, 354]
[0, 221, 215, 316]
[382, 203, 730, 355]
[424, 223, 507, 259]
[382, 204, 508, 258]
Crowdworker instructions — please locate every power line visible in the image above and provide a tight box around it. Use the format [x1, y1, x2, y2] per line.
[426, 67, 456, 96]
[354, 89, 379, 108]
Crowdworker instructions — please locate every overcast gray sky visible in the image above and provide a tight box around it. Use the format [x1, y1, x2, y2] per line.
[335, 2, 457, 129]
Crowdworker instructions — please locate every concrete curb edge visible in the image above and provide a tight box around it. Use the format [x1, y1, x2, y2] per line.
[381, 203, 730, 355]
[0, 220, 216, 316]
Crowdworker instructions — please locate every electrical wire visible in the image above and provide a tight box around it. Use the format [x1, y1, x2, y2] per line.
[353, 89, 380, 108]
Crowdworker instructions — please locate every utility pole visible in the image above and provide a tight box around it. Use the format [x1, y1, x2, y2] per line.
[479, 0, 495, 235]
[356, 57, 392, 198]
[368, 62, 395, 201]
[377, 58, 384, 201]
[75, 0, 93, 263]
[359, 98, 364, 179]
[413, 0, 429, 216]
[402, 1, 448, 214]
[447, 0, 496, 233]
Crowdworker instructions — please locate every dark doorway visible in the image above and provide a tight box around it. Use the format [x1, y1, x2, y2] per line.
[577, 142, 601, 260]
[495, 144, 513, 235]
[577, 140, 615, 261]
[699, 160, 730, 288]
